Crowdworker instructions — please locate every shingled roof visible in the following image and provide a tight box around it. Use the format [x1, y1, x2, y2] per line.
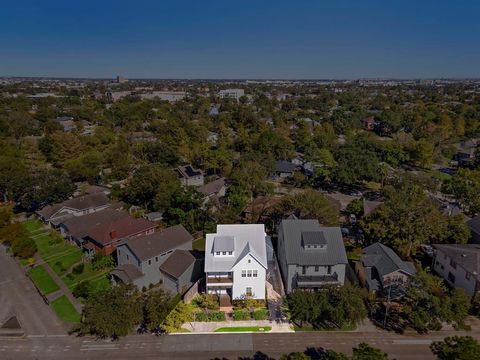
[197, 177, 226, 196]
[37, 192, 110, 220]
[122, 225, 193, 261]
[159, 250, 196, 280]
[433, 244, 480, 280]
[362, 242, 416, 278]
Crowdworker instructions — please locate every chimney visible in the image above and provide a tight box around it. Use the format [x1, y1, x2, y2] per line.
[109, 230, 117, 239]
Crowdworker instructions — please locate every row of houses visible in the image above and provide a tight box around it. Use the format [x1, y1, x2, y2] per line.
[35, 189, 480, 304]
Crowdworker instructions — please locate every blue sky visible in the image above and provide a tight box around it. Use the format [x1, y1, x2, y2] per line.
[1, 0, 479, 79]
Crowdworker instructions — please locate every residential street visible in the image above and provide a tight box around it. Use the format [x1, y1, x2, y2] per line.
[1, 244, 479, 360]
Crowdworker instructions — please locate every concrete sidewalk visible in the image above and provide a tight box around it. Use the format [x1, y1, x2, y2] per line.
[183, 320, 294, 333]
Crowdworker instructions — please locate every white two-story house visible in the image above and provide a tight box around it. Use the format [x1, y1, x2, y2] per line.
[204, 224, 267, 301]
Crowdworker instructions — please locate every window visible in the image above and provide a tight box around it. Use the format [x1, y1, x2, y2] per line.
[466, 272, 471, 280]
[448, 272, 456, 284]
[327, 266, 332, 274]
[155, 256, 158, 262]
[246, 287, 252, 296]
[216, 252, 221, 255]
[450, 259, 457, 269]
[302, 266, 306, 275]
[126, 254, 129, 260]
[148, 259, 151, 265]
[314, 266, 319, 272]
[253, 270, 258, 277]
[247, 270, 252, 277]
[248, 259, 251, 263]
[228, 251, 233, 255]
[241, 270, 246, 277]
[435, 261, 439, 266]
[222, 251, 227, 255]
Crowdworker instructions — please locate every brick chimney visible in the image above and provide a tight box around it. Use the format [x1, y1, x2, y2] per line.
[109, 230, 117, 239]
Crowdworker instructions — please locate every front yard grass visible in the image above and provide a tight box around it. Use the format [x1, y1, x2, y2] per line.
[51, 295, 81, 323]
[23, 219, 43, 233]
[28, 266, 59, 295]
[214, 326, 271, 332]
[47, 248, 83, 276]
[293, 323, 357, 332]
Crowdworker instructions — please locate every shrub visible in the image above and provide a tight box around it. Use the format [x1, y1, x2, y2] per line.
[209, 311, 226, 322]
[195, 311, 208, 322]
[192, 293, 219, 310]
[92, 253, 115, 271]
[73, 281, 94, 299]
[55, 260, 65, 273]
[11, 236, 37, 259]
[233, 310, 251, 321]
[66, 273, 74, 280]
[253, 308, 269, 320]
[72, 263, 85, 275]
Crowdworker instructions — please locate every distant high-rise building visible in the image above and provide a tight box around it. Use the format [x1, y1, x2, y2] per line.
[116, 75, 128, 83]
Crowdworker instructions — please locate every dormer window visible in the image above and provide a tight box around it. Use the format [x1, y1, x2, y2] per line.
[213, 235, 235, 257]
[215, 251, 221, 255]
[301, 231, 327, 250]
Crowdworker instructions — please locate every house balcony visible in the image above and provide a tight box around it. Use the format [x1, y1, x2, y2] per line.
[296, 273, 339, 288]
[206, 273, 233, 287]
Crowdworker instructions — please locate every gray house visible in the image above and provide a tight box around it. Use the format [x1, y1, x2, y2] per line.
[277, 219, 348, 293]
[111, 225, 193, 289]
[159, 250, 203, 295]
[175, 165, 204, 187]
[359, 242, 416, 298]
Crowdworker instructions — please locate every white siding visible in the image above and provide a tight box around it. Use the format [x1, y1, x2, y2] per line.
[434, 250, 478, 297]
[232, 254, 266, 300]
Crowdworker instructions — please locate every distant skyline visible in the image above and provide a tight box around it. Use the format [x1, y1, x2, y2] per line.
[1, 1, 480, 79]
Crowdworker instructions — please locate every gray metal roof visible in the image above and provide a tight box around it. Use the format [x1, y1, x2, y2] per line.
[213, 236, 235, 252]
[279, 219, 348, 266]
[362, 242, 416, 278]
[301, 231, 327, 246]
[205, 224, 267, 272]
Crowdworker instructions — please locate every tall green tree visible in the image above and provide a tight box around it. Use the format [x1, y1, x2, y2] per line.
[430, 336, 480, 360]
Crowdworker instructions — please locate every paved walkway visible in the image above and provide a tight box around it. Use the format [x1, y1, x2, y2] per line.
[33, 254, 83, 313]
[182, 320, 293, 333]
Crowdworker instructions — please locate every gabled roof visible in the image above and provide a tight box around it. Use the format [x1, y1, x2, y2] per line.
[204, 224, 267, 272]
[468, 215, 480, 236]
[37, 193, 110, 220]
[275, 160, 297, 174]
[197, 177, 226, 196]
[176, 165, 203, 179]
[279, 219, 348, 266]
[362, 242, 416, 278]
[433, 244, 480, 280]
[159, 250, 196, 280]
[110, 264, 143, 283]
[86, 216, 157, 246]
[61, 208, 129, 240]
[120, 225, 192, 261]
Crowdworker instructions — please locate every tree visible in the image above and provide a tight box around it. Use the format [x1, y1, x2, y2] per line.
[162, 301, 194, 333]
[274, 189, 339, 226]
[352, 343, 390, 360]
[346, 198, 364, 217]
[78, 284, 142, 338]
[279, 353, 311, 360]
[0, 155, 31, 201]
[443, 169, 480, 215]
[360, 181, 459, 257]
[143, 290, 175, 331]
[430, 336, 480, 360]
[122, 165, 181, 211]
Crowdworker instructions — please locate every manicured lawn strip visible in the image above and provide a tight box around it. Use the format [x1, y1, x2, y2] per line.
[51, 295, 81, 323]
[28, 266, 60, 295]
[173, 328, 192, 333]
[293, 323, 357, 332]
[214, 326, 271, 332]
[47, 250, 83, 276]
[63, 264, 112, 289]
[23, 220, 43, 233]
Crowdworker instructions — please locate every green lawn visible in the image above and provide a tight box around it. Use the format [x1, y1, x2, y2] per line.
[192, 238, 205, 252]
[23, 219, 43, 233]
[214, 326, 271, 332]
[47, 249, 83, 276]
[62, 263, 112, 290]
[293, 323, 357, 332]
[29, 266, 59, 295]
[51, 295, 81, 323]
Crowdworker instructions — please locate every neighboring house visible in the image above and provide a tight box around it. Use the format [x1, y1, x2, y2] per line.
[59, 207, 129, 246]
[218, 89, 244, 101]
[204, 224, 268, 301]
[455, 139, 478, 167]
[467, 215, 480, 244]
[112, 225, 193, 289]
[197, 177, 227, 203]
[83, 216, 157, 257]
[175, 165, 205, 187]
[144, 211, 164, 222]
[277, 219, 348, 293]
[159, 250, 203, 295]
[36, 193, 110, 227]
[359, 242, 416, 298]
[433, 244, 480, 297]
[275, 160, 298, 179]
